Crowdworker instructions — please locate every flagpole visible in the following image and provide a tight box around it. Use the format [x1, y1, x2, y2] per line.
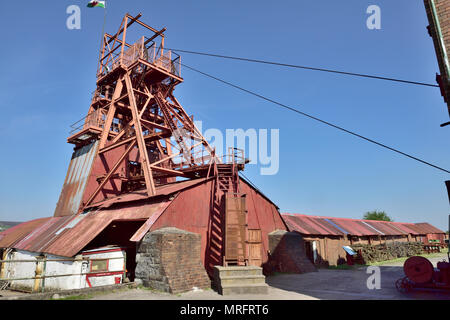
[101, 3, 107, 43]
[97, 2, 108, 75]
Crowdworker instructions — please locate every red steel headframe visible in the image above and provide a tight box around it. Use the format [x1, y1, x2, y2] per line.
[61, 13, 219, 214]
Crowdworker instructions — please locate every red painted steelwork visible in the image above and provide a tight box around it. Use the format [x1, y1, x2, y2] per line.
[56, 14, 219, 214]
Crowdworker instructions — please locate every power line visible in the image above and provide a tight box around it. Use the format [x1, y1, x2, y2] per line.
[167, 48, 439, 88]
[182, 63, 450, 175]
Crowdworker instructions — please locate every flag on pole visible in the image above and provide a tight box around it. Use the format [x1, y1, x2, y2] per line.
[87, 1, 106, 8]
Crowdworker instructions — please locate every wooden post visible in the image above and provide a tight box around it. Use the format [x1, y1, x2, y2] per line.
[0, 250, 8, 279]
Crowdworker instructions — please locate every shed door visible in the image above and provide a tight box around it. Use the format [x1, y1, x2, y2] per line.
[248, 229, 262, 266]
[224, 194, 248, 265]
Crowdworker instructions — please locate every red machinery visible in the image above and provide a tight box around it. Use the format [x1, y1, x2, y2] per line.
[396, 213, 450, 293]
[396, 256, 450, 293]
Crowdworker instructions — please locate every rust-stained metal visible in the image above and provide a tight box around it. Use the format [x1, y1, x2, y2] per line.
[45, 200, 171, 257]
[57, 13, 220, 214]
[413, 222, 445, 234]
[0, 201, 171, 258]
[13, 216, 76, 253]
[86, 177, 213, 209]
[224, 193, 248, 266]
[148, 178, 287, 272]
[281, 213, 444, 238]
[0, 218, 53, 248]
[3, 14, 291, 276]
[54, 141, 99, 217]
[2, 177, 287, 271]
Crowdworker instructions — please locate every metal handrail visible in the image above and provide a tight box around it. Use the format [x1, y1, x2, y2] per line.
[98, 39, 182, 78]
[0, 256, 126, 289]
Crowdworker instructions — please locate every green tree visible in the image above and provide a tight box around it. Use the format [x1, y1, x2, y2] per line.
[363, 210, 393, 222]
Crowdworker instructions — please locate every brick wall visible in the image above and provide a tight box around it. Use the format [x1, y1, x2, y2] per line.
[135, 227, 211, 294]
[424, 0, 450, 114]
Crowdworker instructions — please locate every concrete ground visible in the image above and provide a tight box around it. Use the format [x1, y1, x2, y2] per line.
[266, 255, 450, 300]
[90, 285, 317, 300]
[87, 254, 450, 300]
[0, 289, 29, 299]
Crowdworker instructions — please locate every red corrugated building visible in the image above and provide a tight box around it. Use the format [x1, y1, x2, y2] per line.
[282, 213, 446, 266]
[0, 177, 287, 280]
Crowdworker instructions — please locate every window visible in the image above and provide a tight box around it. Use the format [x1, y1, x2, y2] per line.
[90, 259, 108, 272]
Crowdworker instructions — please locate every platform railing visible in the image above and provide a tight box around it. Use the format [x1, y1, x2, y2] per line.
[221, 148, 246, 165]
[69, 109, 106, 135]
[0, 256, 126, 293]
[98, 38, 181, 78]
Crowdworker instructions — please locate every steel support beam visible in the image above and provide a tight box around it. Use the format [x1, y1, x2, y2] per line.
[124, 72, 156, 196]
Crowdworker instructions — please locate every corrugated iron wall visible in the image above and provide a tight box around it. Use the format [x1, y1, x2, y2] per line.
[54, 141, 99, 217]
[150, 179, 287, 271]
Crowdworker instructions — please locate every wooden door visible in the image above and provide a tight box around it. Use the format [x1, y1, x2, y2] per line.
[248, 229, 262, 266]
[224, 194, 248, 265]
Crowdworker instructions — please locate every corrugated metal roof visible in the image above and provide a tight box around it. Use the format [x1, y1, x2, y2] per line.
[45, 200, 171, 257]
[281, 213, 443, 237]
[0, 217, 53, 248]
[402, 223, 426, 235]
[362, 220, 396, 236]
[282, 214, 344, 236]
[413, 222, 445, 234]
[13, 216, 77, 253]
[331, 218, 381, 236]
[87, 177, 213, 209]
[390, 223, 421, 235]
[0, 200, 171, 257]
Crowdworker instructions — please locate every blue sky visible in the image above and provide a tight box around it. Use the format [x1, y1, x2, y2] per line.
[0, 1, 449, 230]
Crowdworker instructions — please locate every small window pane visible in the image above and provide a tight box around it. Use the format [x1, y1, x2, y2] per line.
[91, 260, 108, 272]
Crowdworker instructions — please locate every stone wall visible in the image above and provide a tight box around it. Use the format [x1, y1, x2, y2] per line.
[263, 230, 316, 275]
[352, 242, 423, 264]
[135, 227, 211, 294]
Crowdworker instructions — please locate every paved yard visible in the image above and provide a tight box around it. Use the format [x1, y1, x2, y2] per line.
[2, 254, 449, 300]
[267, 255, 450, 300]
[88, 254, 450, 300]
[89, 286, 317, 300]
